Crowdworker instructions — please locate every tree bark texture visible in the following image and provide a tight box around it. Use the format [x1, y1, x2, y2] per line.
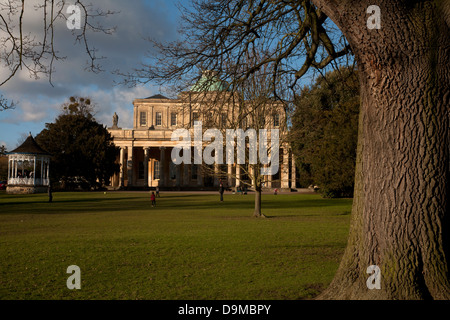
[253, 185, 264, 218]
[313, 0, 450, 299]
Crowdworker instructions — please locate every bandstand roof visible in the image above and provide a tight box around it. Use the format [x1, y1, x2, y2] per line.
[9, 134, 50, 156]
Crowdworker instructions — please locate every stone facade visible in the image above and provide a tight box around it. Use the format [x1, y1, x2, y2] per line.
[108, 89, 297, 191]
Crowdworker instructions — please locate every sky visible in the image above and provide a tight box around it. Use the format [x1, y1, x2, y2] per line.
[0, 0, 188, 151]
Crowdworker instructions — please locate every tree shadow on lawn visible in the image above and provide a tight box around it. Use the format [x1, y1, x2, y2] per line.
[0, 196, 148, 215]
[169, 196, 351, 211]
[0, 192, 352, 216]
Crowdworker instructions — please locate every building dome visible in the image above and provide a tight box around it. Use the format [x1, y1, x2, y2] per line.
[190, 70, 228, 92]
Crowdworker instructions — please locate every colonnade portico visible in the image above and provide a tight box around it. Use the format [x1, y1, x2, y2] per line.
[109, 143, 296, 190]
[107, 92, 298, 190]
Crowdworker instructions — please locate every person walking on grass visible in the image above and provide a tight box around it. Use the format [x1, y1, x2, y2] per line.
[48, 183, 53, 203]
[151, 192, 156, 207]
[219, 183, 224, 202]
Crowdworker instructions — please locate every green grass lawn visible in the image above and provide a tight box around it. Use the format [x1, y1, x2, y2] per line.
[0, 191, 352, 300]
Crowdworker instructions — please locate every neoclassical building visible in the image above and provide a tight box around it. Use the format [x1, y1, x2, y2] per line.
[108, 74, 297, 190]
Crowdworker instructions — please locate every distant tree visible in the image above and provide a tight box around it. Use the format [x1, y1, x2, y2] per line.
[0, 1, 116, 111]
[0, 145, 6, 156]
[290, 67, 359, 198]
[61, 96, 96, 120]
[36, 98, 119, 190]
[0, 145, 7, 180]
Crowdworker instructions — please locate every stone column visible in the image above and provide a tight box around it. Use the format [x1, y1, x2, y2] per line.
[267, 164, 273, 188]
[227, 164, 233, 187]
[144, 147, 150, 188]
[214, 163, 220, 187]
[281, 147, 289, 189]
[291, 152, 296, 189]
[250, 165, 255, 188]
[119, 147, 125, 187]
[236, 165, 241, 187]
[159, 147, 166, 187]
[127, 146, 133, 187]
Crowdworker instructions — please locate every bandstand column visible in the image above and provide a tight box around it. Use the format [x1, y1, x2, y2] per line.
[7, 158, 11, 183]
[40, 157, 44, 185]
[33, 156, 36, 185]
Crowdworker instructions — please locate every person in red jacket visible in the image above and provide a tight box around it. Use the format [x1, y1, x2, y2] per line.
[151, 192, 156, 207]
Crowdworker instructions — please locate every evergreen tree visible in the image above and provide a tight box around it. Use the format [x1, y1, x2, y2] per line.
[36, 98, 119, 190]
[290, 67, 359, 197]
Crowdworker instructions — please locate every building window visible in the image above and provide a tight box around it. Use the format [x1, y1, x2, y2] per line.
[171, 112, 177, 126]
[273, 113, 280, 127]
[140, 112, 147, 127]
[192, 112, 199, 126]
[156, 112, 162, 126]
[154, 161, 160, 180]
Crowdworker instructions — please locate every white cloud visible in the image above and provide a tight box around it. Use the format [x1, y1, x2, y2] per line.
[0, 0, 182, 148]
[89, 85, 152, 128]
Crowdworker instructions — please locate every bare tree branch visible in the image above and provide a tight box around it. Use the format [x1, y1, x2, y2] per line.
[0, 0, 117, 110]
[120, 0, 352, 103]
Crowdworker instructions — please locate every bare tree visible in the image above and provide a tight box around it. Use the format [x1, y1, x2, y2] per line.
[130, 0, 450, 299]
[61, 96, 96, 119]
[0, 0, 116, 110]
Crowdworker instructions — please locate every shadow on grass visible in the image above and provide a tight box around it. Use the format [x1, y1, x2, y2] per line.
[0, 191, 352, 217]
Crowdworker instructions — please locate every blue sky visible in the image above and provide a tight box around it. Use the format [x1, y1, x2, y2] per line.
[0, 0, 188, 150]
[0, 0, 336, 151]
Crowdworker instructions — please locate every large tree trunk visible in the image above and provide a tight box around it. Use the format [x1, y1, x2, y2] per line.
[313, 0, 450, 299]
